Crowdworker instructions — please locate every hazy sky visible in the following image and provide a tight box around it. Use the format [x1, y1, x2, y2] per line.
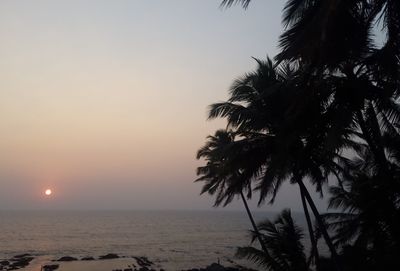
[0, 0, 325, 211]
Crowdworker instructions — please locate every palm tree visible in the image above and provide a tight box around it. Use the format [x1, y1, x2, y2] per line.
[320, 178, 398, 270]
[215, 1, 400, 269]
[221, 0, 399, 74]
[236, 209, 309, 271]
[220, 0, 400, 255]
[207, 58, 345, 265]
[321, 117, 400, 269]
[278, 0, 400, 76]
[196, 129, 271, 255]
[223, 0, 400, 135]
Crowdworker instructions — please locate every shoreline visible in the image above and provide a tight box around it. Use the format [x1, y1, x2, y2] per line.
[1, 254, 255, 271]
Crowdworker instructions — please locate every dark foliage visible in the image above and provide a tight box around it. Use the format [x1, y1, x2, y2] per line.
[195, 1, 400, 270]
[236, 209, 308, 271]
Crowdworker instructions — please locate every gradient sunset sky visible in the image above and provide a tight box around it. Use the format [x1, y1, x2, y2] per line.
[0, 0, 322, 211]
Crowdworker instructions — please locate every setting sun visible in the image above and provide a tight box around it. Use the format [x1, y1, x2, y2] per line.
[45, 189, 52, 196]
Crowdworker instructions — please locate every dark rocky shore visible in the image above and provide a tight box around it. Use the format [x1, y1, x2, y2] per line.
[1, 254, 256, 271]
[0, 254, 34, 270]
[181, 263, 256, 271]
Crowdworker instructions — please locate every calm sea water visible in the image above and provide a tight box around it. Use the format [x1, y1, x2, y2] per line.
[0, 210, 314, 270]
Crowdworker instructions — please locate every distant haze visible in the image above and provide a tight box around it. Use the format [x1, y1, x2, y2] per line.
[0, 0, 326, 211]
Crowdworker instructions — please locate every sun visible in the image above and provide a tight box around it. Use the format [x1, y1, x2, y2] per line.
[45, 189, 52, 196]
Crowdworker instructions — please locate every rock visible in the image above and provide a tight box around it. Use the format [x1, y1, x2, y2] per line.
[181, 263, 254, 271]
[207, 263, 226, 271]
[8, 254, 34, 269]
[99, 253, 119, 260]
[56, 256, 77, 262]
[0, 261, 9, 266]
[10, 257, 34, 268]
[12, 254, 31, 259]
[42, 264, 59, 271]
[81, 257, 95, 261]
[133, 257, 153, 267]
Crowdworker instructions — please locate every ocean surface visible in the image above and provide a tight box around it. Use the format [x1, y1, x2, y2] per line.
[0, 210, 317, 270]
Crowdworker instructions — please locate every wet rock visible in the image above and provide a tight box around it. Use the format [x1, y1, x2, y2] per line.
[207, 263, 226, 271]
[0, 257, 31, 271]
[81, 257, 95, 261]
[9, 256, 34, 269]
[12, 254, 31, 259]
[133, 257, 153, 268]
[56, 256, 78, 262]
[181, 263, 255, 271]
[99, 254, 119, 260]
[42, 264, 59, 271]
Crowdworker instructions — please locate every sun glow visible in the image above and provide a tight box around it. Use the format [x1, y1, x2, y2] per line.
[45, 189, 52, 196]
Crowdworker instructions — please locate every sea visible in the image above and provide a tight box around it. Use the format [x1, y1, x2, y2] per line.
[0, 210, 321, 270]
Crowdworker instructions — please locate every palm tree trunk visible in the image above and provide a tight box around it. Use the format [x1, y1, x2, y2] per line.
[239, 191, 268, 254]
[297, 179, 342, 271]
[299, 185, 320, 271]
[356, 109, 388, 172]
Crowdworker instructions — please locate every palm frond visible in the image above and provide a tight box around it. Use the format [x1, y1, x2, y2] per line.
[220, 0, 251, 9]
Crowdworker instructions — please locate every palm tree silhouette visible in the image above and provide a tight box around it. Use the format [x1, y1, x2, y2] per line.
[236, 209, 309, 271]
[211, 1, 400, 269]
[321, 114, 400, 269]
[221, 0, 400, 73]
[196, 130, 271, 254]
[198, 58, 346, 268]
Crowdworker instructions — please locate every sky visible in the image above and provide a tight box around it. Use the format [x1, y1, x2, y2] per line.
[0, 0, 326, 211]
